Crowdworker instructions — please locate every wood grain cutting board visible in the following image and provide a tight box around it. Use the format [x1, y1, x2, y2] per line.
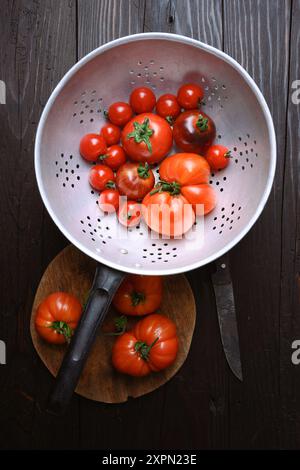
[30, 245, 196, 403]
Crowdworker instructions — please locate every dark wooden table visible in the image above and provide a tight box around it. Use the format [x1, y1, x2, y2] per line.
[0, 0, 299, 450]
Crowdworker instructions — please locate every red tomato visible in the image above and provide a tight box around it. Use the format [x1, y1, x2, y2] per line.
[173, 110, 216, 154]
[130, 87, 156, 114]
[205, 145, 231, 171]
[116, 162, 155, 200]
[98, 188, 120, 213]
[79, 133, 107, 162]
[142, 190, 195, 237]
[100, 145, 126, 170]
[118, 200, 141, 227]
[158, 153, 216, 217]
[112, 314, 179, 376]
[122, 113, 173, 164]
[181, 184, 216, 215]
[100, 123, 121, 146]
[177, 83, 204, 109]
[156, 93, 181, 123]
[108, 102, 133, 127]
[35, 292, 82, 344]
[159, 152, 210, 185]
[89, 164, 115, 191]
[113, 275, 163, 316]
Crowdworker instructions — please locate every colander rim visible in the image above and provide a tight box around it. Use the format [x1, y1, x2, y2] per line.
[34, 32, 276, 275]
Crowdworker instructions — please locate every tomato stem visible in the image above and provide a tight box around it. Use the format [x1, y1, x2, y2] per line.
[150, 179, 181, 196]
[50, 321, 73, 342]
[196, 114, 208, 132]
[131, 291, 145, 306]
[134, 337, 159, 361]
[137, 162, 150, 179]
[166, 116, 174, 125]
[225, 150, 232, 158]
[127, 118, 154, 153]
[104, 315, 128, 336]
[106, 180, 116, 189]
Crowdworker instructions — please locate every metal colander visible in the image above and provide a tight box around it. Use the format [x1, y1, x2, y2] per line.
[35, 33, 276, 276]
[34, 33, 276, 413]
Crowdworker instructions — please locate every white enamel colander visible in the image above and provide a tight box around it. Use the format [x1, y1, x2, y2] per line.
[35, 33, 276, 412]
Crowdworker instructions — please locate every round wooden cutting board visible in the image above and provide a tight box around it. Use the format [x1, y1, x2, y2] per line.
[30, 245, 196, 403]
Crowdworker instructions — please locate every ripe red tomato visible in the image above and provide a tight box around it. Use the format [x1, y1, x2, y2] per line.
[100, 145, 126, 170]
[181, 184, 216, 215]
[113, 275, 163, 316]
[100, 123, 121, 146]
[89, 164, 115, 191]
[98, 188, 120, 213]
[177, 83, 204, 109]
[205, 145, 231, 171]
[142, 190, 195, 237]
[112, 314, 179, 376]
[108, 102, 133, 127]
[116, 162, 155, 200]
[79, 133, 107, 162]
[130, 87, 156, 114]
[118, 200, 141, 227]
[156, 93, 181, 123]
[122, 113, 173, 164]
[158, 153, 216, 217]
[159, 152, 210, 185]
[35, 292, 82, 344]
[173, 110, 216, 154]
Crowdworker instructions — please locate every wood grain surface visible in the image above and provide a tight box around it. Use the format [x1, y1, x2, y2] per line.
[30, 245, 196, 403]
[0, 0, 299, 450]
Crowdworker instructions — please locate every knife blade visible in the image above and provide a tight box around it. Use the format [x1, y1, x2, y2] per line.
[211, 254, 243, 381]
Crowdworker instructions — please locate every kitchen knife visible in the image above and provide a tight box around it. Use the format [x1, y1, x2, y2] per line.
[211, 254, 243, 381]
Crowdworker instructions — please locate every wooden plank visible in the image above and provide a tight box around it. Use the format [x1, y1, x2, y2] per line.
[77, 0, 146, 59]
[223, 0, 291, 449]
[279, 0, 300, 449]
[76, 0, 167, 450]
[144, 0, 228, 450]
[0, 0, 78, 449]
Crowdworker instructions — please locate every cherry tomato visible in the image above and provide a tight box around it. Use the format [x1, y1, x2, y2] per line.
[156, 93, 181, 123]
[100, 123, 121, 146]
[108, 102, 133, 127]
[35, 292, 82, 344]
[98, 188, 120, 213]
[158, 153, 216, 217]
[113, 275, 163, 316]
[142, 190, 195, 237]
[177, 83, 204, 109]
[112, 314, 179, 377]
[130, 87, 156, 114]
[116, 162, 155, 201]
[89, 164, 115, 191]
[205, 145, 231, 171]
[181, 184, 216, 215]
[173, 110, 216, 154]
[118, 200, 141, 227]
[79, 133, 107, 162]
[99, 145, 126, 170]
[122, 113, 173, 164]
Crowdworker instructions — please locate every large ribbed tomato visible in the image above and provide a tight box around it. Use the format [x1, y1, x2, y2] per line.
[112, 314, 179, 377]
[113, 275, 163, 316]
[159, 153, 216, 216]
[35, 292, 82, 344]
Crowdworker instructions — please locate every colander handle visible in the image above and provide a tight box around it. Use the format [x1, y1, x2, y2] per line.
[47, 264, 125, 415]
